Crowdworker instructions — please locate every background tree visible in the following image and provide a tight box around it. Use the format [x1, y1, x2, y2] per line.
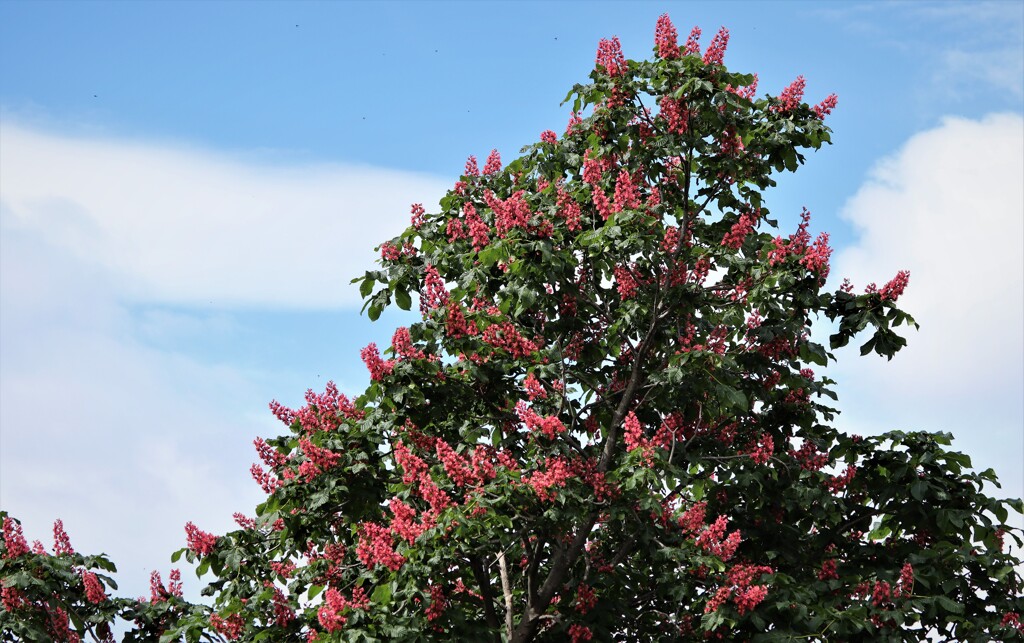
[3, 14, 1022, 643]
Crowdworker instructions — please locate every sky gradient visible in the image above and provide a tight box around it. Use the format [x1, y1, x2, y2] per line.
[1, 0, 1022, 603]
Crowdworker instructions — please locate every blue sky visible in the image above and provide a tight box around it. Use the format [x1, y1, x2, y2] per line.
[1, 1, 1022, 602]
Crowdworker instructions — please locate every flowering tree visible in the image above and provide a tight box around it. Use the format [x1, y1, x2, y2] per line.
[3, 14, 1023, 643]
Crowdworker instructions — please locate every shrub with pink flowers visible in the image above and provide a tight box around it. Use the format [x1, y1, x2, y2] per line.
[3, 12, 1023, 643]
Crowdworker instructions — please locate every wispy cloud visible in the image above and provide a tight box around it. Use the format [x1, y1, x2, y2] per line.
[831, 113, 1024, 503]
[816, 1, 1024, 100]
[0, 122, 450, 309]
[0, 122, 449, 600]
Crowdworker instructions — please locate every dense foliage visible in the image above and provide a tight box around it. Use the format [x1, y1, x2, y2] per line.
[3, 15, 1022, 643]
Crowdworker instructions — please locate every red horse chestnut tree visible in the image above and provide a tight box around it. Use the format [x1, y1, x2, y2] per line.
[3, 14, 1023, 643]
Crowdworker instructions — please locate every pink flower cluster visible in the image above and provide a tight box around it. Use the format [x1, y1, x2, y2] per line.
[210, 612, 245, 640]
[484, 190, 532, 237]
[826, 464, 857, 492]
[394, 440, 429, 485]
[81, 570, 106, 604]
[694, 515, 741, 560]
[747, 433, 774, 465]
[253, 434, 286, 468]
[704, 563, 773, 615]
[425, 584, 447, 622]
[483, 149, 502, 175]
[435, 439, 480, 487]
[813, 93, 839, 118]
[421, 265, 450, 314]
[515, 400, 566, 439]
[721, 209, 758, 249]
[356, 521, 405, 571]
[410, 203, 426, 228]
[726, 74, 759, 100]
[2, 517, 28, 558]
[184, 522, 218, 556]
[540, 130, 558, 144]
[613, 169, 640, 212]
[654, 14, 679, 59]
[318, 586, 369, 633]
[575, 583, 597, 614]
[52, 519, 74, 555]
[658, 96, 689, 134]
[556, 185, 582, 231]
[791, 440, 828, 471]
[879, 270, 910, 301]
[595, 36, 626, 76]
[360, 342, 395, 382]
[776, 75, 806, 113]
[525, 455, 574, 501]
[569, 624, 594, 642]
[768, 208, 831, 278]
[149, 569, 183, 602]
[389, 497, 428, 543]
[392, 326, 427, 361]
[818, 559, 839, 581]
[523, 373, 547, 400]
[684, 26, 702, 56]
[482, 320, 538, 358]
[614, 265, 639, 299]
[702, 27, 730, 66]
[298, 437, 341, 479]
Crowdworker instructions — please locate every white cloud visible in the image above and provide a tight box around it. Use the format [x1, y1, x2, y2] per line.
[831, 113, 1024, 505]
[0, 123, 448, 601]
[0, 122, 449, 309]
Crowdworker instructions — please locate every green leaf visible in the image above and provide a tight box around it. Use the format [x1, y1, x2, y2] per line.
[395, 288, 412, 311]
[360, 277, 375, 298]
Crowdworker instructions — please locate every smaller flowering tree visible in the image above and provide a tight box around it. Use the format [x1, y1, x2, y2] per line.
[2, 14, 1023, 643]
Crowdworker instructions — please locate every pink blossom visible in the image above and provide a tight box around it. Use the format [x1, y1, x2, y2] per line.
[777, 75, 806, 112]
[879, 270, 910, 301]
[540, 130, 558, 144]
[184, 522, 218, 556]
[654, 14, 679, 59]
[515, 400, 566, 439]
[683, 26, 702, 56]
[410, 203, 426, 228]
[389, 497, 427, 543]
[82, 570, 106, 604]
[421, 265, 450, 314]
[52, 519, 74, 555]
[659, 96, 689, 134]
[595, 36, 626, 76]
[425, 583, 447, 622]
[614, 265, 639, 299]
[612, 169, 640, 212]
[2, 517, 28, 558]
[356, 522, 405, 571]
[523, 373, 547, 400]
[813, 93, 838, 118]
[464, 155, 479, 177]
[483, 149, 502, 175]
[526, 456, 573, 501]
[360, 342, 395, 381]
[392, 326, 426, 361]
[702, 27, 729, 65]
[569, 624, 594, 642]
[393, 440, 429, 485]
[210, 613, 244, 640]
[721, 209, 758, 249]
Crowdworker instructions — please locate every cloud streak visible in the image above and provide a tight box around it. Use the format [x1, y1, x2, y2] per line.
[0, 122, 450, 309]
